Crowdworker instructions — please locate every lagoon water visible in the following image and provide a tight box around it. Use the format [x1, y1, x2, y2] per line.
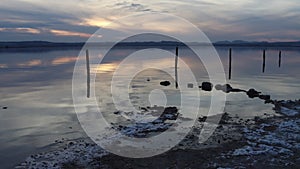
[0, 46, 299, 168]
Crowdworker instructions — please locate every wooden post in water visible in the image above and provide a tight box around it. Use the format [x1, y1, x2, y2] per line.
[86, 49, 90, 98]
[262, 49, 266, 73]
[229, 48, 232, 80]
[175, 46, 179, 89]
[279, 51, 282, 68]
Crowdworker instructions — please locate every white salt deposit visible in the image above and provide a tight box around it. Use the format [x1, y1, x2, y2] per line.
[16, 141, 108, 169]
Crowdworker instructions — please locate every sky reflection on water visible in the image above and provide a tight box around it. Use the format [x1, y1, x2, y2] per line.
[0, 46, 299, 168]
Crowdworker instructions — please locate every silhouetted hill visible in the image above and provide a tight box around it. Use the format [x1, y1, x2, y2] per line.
[0, 41, 84, 48]
[1, 40, 300, 49]
[214, 40, 300, 47]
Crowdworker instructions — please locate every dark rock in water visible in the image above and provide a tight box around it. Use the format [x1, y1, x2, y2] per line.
[200, 82, 213, 91]
[231, 88, 246, 92]
[2, 106, 7, 110]
[246, 89, 261, 98]
[259, 94, 271, 101]
[215, 84, 246, 93]
[140, 107, 148, 112]
[113, 111, 121, 115]
[146, 78, 150, 82]
[215, 84, 233, 93]
[160, 81, 171, 86]
[187, 83, 194, 88]
[265, 99, 274, 104]
[198, 116, 207, 122]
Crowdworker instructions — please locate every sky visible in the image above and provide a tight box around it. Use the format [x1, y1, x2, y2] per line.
[0, 0, 300, 42]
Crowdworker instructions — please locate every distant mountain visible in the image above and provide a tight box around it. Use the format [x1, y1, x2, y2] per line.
[0, 41, 84, 48]
[1, 40, 300, 48]
[214, 40, 300, 47]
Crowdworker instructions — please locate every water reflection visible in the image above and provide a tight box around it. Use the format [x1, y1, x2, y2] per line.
[0, 46, 299, 168]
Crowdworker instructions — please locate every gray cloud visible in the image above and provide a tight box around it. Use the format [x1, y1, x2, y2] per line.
[0, 0, 299, 42]
[110, 1, 153, 12]
[0, 2, 99, 42]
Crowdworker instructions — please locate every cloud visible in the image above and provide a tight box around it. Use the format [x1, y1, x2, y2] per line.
[81, 17, 114, 27]
[114, 2, 152, 12]
[0, 0, 299, 42]
[0, 27, 41, 34]
[0, 64, 8, 68]
[0, 0, 98, 41]
[51, 57, 78, 65]
[0, 27, 93, 39]
[49, 29, 92, 38]
[18, 59, 42, 67]
[92, 63, 118, 74]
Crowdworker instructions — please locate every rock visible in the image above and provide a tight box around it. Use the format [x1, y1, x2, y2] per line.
[246, 89, 261, 98]
[68, 142, 74, 146]
[215, 84, 246, 93]
[160, 81, 171, 86]
[113, 111, 121, 115]
[215, 84, 233, 93]
[259, 94, 271, 101]
[156, 107, 179, 121]
[200, 82, 213, 91]
[231, 88, 246, 92]
[140, 107, 148, 112]
[112, 106, 179, 137]
[187, 83, 194, 88]
[198, 116, 207, 122]
[2, 106, 7, 109]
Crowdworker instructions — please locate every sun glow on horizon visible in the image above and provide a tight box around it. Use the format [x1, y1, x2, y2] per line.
[18, 59, 42, 67]
[51, 57, 78, 65]
[49, 29, 91, 38]
[82, 17, 116, 28]
[93, 63, 118, 74]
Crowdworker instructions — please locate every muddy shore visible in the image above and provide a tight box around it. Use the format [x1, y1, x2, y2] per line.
[16, 99, 300, 169]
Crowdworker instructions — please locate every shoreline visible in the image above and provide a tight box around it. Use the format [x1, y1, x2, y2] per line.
[16, 100, 300, 169]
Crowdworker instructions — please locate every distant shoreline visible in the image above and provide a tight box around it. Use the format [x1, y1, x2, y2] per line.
[1, 41, 300, 49]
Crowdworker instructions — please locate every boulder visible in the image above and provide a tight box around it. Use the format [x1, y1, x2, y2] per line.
[187, 83, 194, 88]
[259, 94, 271, 101]
[160, 81, 171, 86]
[215, 84, 233, 93]
[200, 82, 213, 91]
[246, 89, 261, 98]
[215, 84, 246, 93]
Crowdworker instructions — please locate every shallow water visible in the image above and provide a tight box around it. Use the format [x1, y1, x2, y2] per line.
[0, 46, 299, 168]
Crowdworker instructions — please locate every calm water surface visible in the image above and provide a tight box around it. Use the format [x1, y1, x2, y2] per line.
[0, 46, 299, 168]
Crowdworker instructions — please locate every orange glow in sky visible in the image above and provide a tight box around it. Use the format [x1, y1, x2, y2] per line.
[50, 29, 91, 38]
[18, 59, 42, 67]
[51, 57, 78, 65]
